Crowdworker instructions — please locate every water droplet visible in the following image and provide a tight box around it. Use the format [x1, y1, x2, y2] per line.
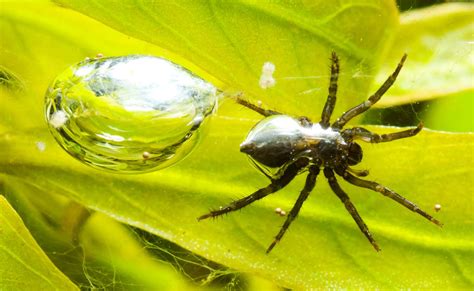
[45, 55, 217, 173]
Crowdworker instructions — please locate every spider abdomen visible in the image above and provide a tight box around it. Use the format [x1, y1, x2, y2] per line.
[240, 115, 353, 171]
[240, 115, 303, 168]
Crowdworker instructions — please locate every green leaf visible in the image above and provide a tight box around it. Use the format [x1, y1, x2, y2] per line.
[0, 195, 79, 290]
[0, 65, 25, 91]
[79, 213, 191, 290]
[423, 91, 474, 132]
[376, 3, 474, 107]
[1, 179, 92, 285]
[53, 0, 399, 118]
[3, 180, 192, 290]
[0, 1, 190, 132]
[1, 120, 473, 289]
[1, 1, 473, 289]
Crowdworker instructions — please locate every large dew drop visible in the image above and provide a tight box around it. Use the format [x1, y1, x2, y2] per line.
[45, 55, 217, 173]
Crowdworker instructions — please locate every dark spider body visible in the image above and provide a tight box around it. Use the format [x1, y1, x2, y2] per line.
[199, 52, 442, 253]
[239, 115, 363, 170]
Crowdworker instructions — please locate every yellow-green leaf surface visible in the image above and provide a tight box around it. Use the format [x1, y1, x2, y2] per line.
[0, 1, 207, 132]
[1, 1, 473, 289]
[424, 92, 474, 132]
[1, 118, 473, 289]
[54, 0, 398, 118]
[3, 179, 193, 290]
[79, 212, 191, 290]
[0, 196, 79, 290]
[376, 3, 474, 107]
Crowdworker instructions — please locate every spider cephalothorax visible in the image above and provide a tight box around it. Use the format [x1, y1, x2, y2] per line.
[199, 52, 442, 253]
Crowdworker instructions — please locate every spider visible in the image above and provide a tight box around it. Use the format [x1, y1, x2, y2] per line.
[198, 52, 442, 253]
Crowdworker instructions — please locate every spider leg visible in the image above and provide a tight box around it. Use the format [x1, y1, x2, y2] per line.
[249, 158, 273, 180]
[324, 168, 381, 251]
[339, 170, 443, 226]
[320, 51, 340, 128]
[198, 159, 307, 220]
[342, 123, 423, 143]
[332, 54, 407, 129]
[267, 166, 320, 253]
[347, 167, 369, 177]
[234, 95, 281, 117]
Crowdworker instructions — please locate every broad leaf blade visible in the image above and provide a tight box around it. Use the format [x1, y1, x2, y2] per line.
[376, 3, 474, 107]
[423, 91, 474, 132]
[0, 1, 197, 132]
[1, 1, 473, 289]
[0, 196, 78, 290]
[3, 180, 192, 290]
[1, 119, 473, 289]
[53, 0, 399, 118]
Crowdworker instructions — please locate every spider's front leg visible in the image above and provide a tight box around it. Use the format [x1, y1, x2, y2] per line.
[347, 167, 369, 177]
[198, 159, 308, 220]
[324, 168, 381, 251]
[332, 54, 407, 129]
[320, 51, 340, 128]
[342, 123, 423, 143]
[338, 170, 442, 226]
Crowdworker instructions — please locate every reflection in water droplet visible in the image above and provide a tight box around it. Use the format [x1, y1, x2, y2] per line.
[45, 55, 217, 173]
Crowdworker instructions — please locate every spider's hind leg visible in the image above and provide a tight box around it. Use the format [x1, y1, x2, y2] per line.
[267, 166, 320, 253]
[234, 94, 282, 117]
[198, 159, 307, 221]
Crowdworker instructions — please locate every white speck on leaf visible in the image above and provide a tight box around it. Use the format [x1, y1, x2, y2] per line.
[262, 62, 275, 74]
[36, 141, 46, 152]
[275, 207, 287, 216]
[259, 61, 276, 89]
